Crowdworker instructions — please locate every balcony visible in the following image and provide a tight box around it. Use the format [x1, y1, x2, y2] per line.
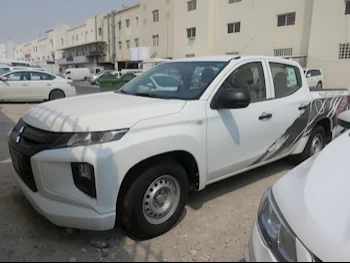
[58, 56, 88, 65]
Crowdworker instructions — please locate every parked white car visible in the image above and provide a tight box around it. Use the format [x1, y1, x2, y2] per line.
[0, 70, 76, 101]
[0, 66, 45, 76]
[304, 68, 324, 89]
[8, 56, 349, 239]
[245, 110, 350, 262]
[139, 74, 180, 92]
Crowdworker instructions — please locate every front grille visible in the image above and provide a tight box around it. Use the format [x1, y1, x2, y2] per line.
[8, 119, 64, 192]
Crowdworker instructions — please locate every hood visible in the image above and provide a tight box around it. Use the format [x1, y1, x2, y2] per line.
[22, 92, 186, 132]
[273, 131, 350, 262]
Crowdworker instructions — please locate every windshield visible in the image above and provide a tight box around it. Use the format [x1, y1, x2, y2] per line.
[119, 61, 228, 100]
[0, 68, 10, 76]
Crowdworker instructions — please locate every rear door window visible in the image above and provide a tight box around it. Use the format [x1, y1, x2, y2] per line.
[269, 62, 302, 99]
[30, 72, 56, 81]
[310, 70, 321, 77]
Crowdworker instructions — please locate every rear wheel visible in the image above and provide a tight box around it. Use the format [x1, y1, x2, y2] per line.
[119, 162, 188, 239]
[49, 90, 65, 101]
[295, 125, 326, 163]
[316, 81, 323, 89]
[84, 77, 88, 81]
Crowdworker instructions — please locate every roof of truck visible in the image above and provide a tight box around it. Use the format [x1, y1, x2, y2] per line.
[172, 55, 299, 65]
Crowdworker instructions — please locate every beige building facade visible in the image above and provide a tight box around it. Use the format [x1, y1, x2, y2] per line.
[308, 0, 350, 89]
[173, 0, 314, 66]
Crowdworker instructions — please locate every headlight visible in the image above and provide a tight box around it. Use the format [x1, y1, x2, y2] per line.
[258, 187, 297, 262]
[54, 129, 129, 148]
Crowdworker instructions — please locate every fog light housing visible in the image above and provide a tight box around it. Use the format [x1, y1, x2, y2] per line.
[71, 163, 96, 198]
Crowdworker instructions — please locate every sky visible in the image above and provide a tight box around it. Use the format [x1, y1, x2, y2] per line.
[0, 0, 139, 44]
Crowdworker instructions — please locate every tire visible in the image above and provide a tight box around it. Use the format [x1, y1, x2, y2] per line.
[49, 90, 65, 101]
[120, 162, 189, 239]
[316, 81, 323, 89]
[295, 125, 326, 163]
[84, 77, 88, 81]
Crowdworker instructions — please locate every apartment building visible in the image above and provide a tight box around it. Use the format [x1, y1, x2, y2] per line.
[173, 0, 314, 66]
[308, 0, 350, 89]
[113, 4, 141, 69]
[58, 14, 111, 71]
[140, 0, 174, 59]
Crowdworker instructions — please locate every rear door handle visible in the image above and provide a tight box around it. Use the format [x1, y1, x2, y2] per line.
[299, 105, 308, 111]
[47, 84, 52, 87]
[22, 84, 28, 87]
[259, 113, 273, 120]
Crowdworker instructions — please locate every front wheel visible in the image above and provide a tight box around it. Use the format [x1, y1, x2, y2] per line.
[295, 125, 326, 163]
[120, 162, 188, 239]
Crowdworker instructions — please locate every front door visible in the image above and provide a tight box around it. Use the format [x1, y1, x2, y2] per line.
[206, 59, 310, 183]
[0, 71, 30, 101]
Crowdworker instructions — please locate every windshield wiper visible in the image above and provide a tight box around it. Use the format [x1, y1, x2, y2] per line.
[134, 93, 159, 98]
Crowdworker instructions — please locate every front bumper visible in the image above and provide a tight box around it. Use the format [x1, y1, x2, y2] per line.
[245, 221, 277, 262]
[9, 142, 124, 231]
[12, 168, 115, 231]
[245, 221, 314, 262]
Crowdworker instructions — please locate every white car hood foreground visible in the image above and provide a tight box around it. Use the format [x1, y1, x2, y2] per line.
[273, 131, 350, 262]
[22, 92, 186, 132]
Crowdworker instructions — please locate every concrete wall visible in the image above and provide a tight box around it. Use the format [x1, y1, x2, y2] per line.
[173, 0, 213, 59]
[140, 0, 173, 58]
[0, 44, 6, 60]
[308, 0, 350, 89]
[215, 0, 314, 58]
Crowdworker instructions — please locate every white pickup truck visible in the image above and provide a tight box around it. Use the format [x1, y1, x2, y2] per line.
[8, 56, 349, 239]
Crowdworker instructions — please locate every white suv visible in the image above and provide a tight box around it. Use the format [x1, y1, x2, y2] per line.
[304, 68, 324, 89]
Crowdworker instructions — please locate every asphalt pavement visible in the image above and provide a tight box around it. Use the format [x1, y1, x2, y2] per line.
[74, 81, 100, 96]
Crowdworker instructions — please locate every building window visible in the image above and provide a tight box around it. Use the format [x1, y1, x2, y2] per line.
[339, 43, 350, 59]
[98, 27, 102, 36]
[153, 35, 159, 47]
[126, 40, 130, 49]
[346, 1, 350, 15]
[76, 34, 79, 41]
[153, 10, 159, 22]
[61, 38, 64, 45]
[277, 12, 296, 27]
[228, 22, 241, 34]
[118, 21, 122, 30]
[274, 48, 293, 57]
[187, 0, 197, 11]
[136, 17, 139, 26]
[187, 27, 196, 39]
[186, 54, 195, 58]
[135, 38, 139, 47]
[229, 0, 242, 3]
[118, 42, 122, 50]
[126, 19, 130, 28]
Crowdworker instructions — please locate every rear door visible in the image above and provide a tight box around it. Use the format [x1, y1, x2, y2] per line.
[29, 72, 55, 100]
[0, 71, 30, 101]
[254, 59, 313, 162]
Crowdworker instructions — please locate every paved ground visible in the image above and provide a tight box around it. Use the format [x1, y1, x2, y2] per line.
[0, 98, 296, 262]
[74, 81, 100, 96]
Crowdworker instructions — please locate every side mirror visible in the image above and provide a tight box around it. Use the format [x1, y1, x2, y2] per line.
[306, 73, 312, 78]
[338, 111, 350, 129]
[0, 76, 9, 81]
[212, 88, 251, 110]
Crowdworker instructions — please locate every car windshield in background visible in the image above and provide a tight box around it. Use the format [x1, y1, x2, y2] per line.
[0, 68, 10, 76]
[119, 61, 228, 100]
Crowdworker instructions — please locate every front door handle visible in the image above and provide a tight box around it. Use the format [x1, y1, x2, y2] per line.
[299, 105, 308, 111]
[259, 113, 273, 120]
[22, 84, 28, 87]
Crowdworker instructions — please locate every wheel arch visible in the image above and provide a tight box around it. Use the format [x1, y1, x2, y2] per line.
[116, 150, 200, 224]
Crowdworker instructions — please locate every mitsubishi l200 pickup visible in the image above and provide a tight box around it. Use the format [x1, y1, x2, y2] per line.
[8, 56, 350, 239]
